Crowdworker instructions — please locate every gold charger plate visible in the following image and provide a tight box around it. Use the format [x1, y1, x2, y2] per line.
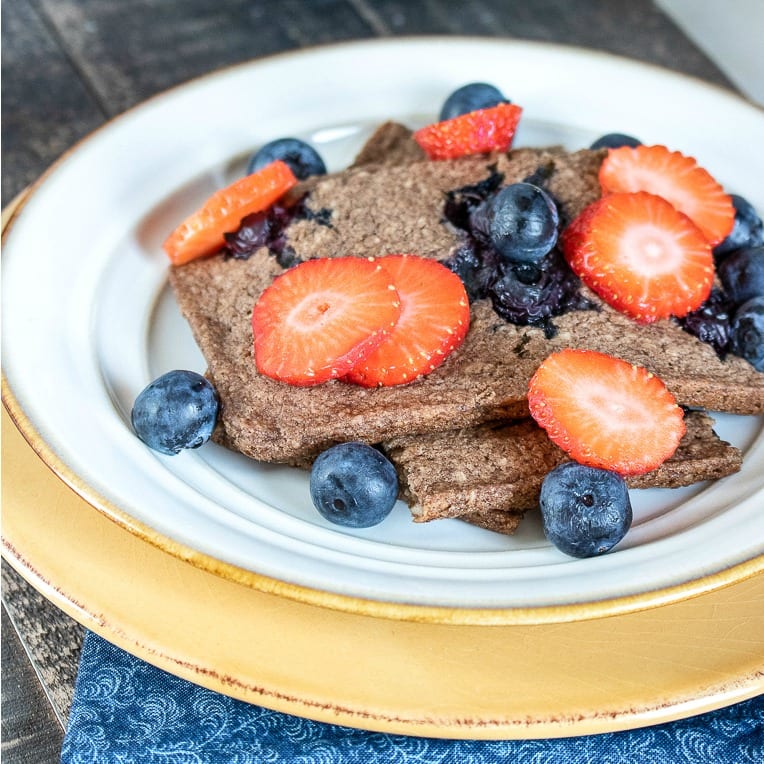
[3, 43, 764, 732]
[3, 407, 763, 739]
[3, 41, 764, 628]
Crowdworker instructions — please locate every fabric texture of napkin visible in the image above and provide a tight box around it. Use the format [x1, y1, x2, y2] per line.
[60, 631, 763, 763]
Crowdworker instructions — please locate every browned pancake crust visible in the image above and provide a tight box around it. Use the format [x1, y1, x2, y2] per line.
[384, 410, 742, 523]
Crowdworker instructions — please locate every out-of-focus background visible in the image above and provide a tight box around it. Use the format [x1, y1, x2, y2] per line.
[656, 0, 763, 104]
[3, 0, 762, 209]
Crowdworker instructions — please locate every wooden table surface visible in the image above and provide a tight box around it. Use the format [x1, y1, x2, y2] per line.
[0, 1, 744, 761]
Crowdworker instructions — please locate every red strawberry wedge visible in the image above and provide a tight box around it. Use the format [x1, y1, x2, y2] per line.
[252, 257, 401, 386]
[164, 160, 298, 265]
[562, 191, 714, 323]
[528, 349, 686, 476]
[413, 103, 523, 160]
[345, 255, 470, 387]
[599, 145, 735, 246]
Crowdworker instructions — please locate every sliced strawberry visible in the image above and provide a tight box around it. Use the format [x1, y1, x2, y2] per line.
[164, 160, 297, 265]
[413, 103, 523, 161]
[345, 255, 470, 387]
[599, 145, 734, 246]
[252, 257, 401, 386]
[562, 191, 714, 323]
[528, 349, 686, 476]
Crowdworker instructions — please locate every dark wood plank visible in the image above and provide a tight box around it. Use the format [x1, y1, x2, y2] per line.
[355, 0, 736, 89]
[277, 0, 379, 45]
[32, 0, 377, 117]
[0, 0, 106, 205]
[1, 562, 85, 724]
[1, 605, 65, 764]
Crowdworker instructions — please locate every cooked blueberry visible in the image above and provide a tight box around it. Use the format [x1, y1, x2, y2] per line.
[442, 242, 501, 302]
[443, 168, 505, 231]
[678, 288, 734, 357]
[223, 197, 331, 265]
[730, 296, 764, 371]
[540, 462, 632, 558]
[489, 259, 557, 323]
[224, 210, 272, 259]
[589, 133, 642, 150]
[439, 82, 509, 120]
[309, 442, 398, 528]
[131, 370, 219, 455]
[489, 250, 593, 334]
[717, 246, 764, 305]
[471, 183, 560, 264]
[713, 195, 764, 259]
[247, 138, 326, 180]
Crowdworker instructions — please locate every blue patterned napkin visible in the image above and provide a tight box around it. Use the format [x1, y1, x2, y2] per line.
[61, 631, 763, 763]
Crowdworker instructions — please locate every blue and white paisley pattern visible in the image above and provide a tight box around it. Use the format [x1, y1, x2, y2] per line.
[61, 632, 764, 763]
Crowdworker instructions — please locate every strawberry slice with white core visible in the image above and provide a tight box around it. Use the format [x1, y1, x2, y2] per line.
[599, 145, 734, 246]
[562, 191, 714, 323]
[252, 257, 401, 386]
[345, 254, 470, 387]
[528, 349, 686, 476]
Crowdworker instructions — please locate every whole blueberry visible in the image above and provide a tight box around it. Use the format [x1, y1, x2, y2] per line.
[131, 370, 219, 455]
[713, 195, 764, 259]
[439, 82, 509, 120]
[472, 183, 560, 264]
[310, 442, 399, 528]
[247, 137, 326, 180]
[717, 246, 764, 305]
[730, 296, 764, 371]
[539, 462, 632, 558]
[589, 133, 642, 150]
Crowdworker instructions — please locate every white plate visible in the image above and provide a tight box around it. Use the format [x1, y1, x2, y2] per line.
[3, 38, 763, 618]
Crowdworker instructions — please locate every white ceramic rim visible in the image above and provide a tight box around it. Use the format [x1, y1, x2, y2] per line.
[2, 37, 763, 623]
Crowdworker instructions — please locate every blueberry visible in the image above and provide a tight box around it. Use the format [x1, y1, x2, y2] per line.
[131, 371, 219, 455]
[471, 183, 560, 264]
[713, 195, 764, 259]
[247, 137, 326, 180]
[589, 133, 642, 150]
[489, 251, 571, 323]
[730, 296, 764, 371]
[488, 250, 594, 336]
[223, 203, 300, 264]
[717, 246, 764, 305]
[224, 210, 273, 259]
[443, 168, 505, 230]
[678, 288, 734, 358]
[442, 242, 501, 302]
[310, 443, 398, 528]
[439, 82, 509, 121]
[539, 462, 632, 558]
